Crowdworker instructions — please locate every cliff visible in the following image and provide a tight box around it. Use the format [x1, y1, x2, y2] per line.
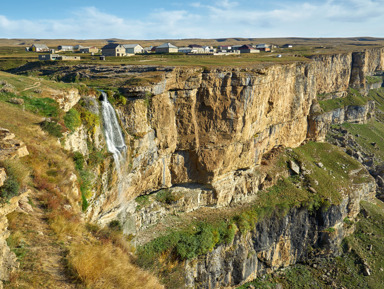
[69, 48, 383, 227]
[52, 47, 384, 288]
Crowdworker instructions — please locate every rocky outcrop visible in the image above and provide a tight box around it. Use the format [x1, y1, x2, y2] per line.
[0, 190, 30, 288]
[184, 179, 375, 288]
[45, 87, 80, 112]
[351, 49, 384, 89]
[0, 128, 29, 161]
[307, 100, 375, 141]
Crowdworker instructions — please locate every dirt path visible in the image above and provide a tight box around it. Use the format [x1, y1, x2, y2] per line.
[5, 193, 78, 289]
[21, 81, 41, 92]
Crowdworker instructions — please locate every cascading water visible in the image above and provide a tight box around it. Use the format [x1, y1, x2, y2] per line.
[100, 91, 126, 176]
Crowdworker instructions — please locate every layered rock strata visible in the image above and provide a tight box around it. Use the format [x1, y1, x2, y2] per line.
[184, 179, 375, 288]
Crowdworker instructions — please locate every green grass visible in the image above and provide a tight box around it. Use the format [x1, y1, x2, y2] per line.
[63, 108, 81, 132]
[366, 75, 383, 84]
[39, 120, 63, 137]
[341, 120, 384, 163]
[0, 91, 60, 117]
[319, 88, 369, 112]
[368, 87, 384, 111]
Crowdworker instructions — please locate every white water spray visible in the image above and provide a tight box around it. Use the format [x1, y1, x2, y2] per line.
[100, 91, 126, 175]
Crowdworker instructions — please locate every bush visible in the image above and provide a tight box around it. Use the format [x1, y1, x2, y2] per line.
[0, 176, 19, 201]
[109, 220, 122, 231]
[73, 152, 85, 171]
[155, 189, 179, 204]
[135, 195, 151, 210]
[64, 108, 81, 132]
[0, 159, 29, 201]
[40, 120, 63, 138]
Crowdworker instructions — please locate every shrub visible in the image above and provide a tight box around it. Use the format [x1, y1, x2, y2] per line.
[109, 220, 122, 231]
[0, 176, 19, 201]
[73, 152, 85, 171]
[0, 159, 29, 201]
[40, 120, 63, 138]
[64, 108, 81, 132]
[135, 195, 151, 210]
[155, 189, 179, 204]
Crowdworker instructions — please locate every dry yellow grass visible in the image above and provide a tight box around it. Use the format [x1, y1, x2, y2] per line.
[68, 242, 163, 289]
[1, 79, 164, 288]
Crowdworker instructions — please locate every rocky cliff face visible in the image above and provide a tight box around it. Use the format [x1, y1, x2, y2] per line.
[0, 128, 29, 288]
[183, 179, 375, 288]
[57, 48, 384, 288]
[78, 48, 383, 226]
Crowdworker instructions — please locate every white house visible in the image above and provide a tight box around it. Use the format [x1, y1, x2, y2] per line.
[178, 47, 193, 54]
[123, 44, 144, 54]
[57, 45, 74, 52]
[156, 43, 178, 53]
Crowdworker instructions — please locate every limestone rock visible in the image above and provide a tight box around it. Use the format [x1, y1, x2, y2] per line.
[48, 88, 81, 112]
[289, 160, 300, 175]
[0, 169, 6, 187]
[8, 98, 24, 105]
[0, 128, 29, 161]
[0, 190, 30, 286]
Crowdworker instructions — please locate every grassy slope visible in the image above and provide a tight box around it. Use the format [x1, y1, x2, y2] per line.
[0, 72, 162, 288]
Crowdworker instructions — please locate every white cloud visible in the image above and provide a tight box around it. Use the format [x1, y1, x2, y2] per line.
[0, 1, 383, 39]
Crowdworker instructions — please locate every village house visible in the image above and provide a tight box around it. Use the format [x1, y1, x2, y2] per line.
[80, 46, 99, 54]
[178, 47, 193, 54]
[143, 46, 153, 53]
[238, 44, 260, 54]
[74, 45, 85, 51]
[38, 54, 81, 61]
[101, 43, 126, 57]
[202, 46, 214, 53]
[218, 45, 232, 52]
[57, 45, 74, 52]
[123, 44, 144, 54]
[30, 44, 49, 52]
[38, 54, 59, 60]
[187, 44, 205, 54]
[156, 43, 178, 54]
[256, 44, 271, 52]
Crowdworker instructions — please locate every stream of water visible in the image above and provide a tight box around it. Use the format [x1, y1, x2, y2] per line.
[100, 91, 126, 175]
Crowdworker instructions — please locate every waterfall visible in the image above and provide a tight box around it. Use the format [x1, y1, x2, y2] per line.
[100, 91, 126, 174]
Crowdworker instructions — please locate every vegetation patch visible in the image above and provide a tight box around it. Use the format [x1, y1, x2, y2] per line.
[319, 88, 369, 112]
[63, 108, 81, 132]
[366, 75, 383, 84]
[135, 194, 151, 211]
[40, 119, 63, 138]
[0, 159, 30, 202]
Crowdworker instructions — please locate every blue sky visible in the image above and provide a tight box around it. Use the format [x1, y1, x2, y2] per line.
[1, 0, 383, 39]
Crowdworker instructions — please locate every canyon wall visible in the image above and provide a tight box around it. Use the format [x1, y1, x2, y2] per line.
[80, 48, 384, 226]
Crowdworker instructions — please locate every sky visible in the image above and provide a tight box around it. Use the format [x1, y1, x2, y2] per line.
[0, 0, 383, 39]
